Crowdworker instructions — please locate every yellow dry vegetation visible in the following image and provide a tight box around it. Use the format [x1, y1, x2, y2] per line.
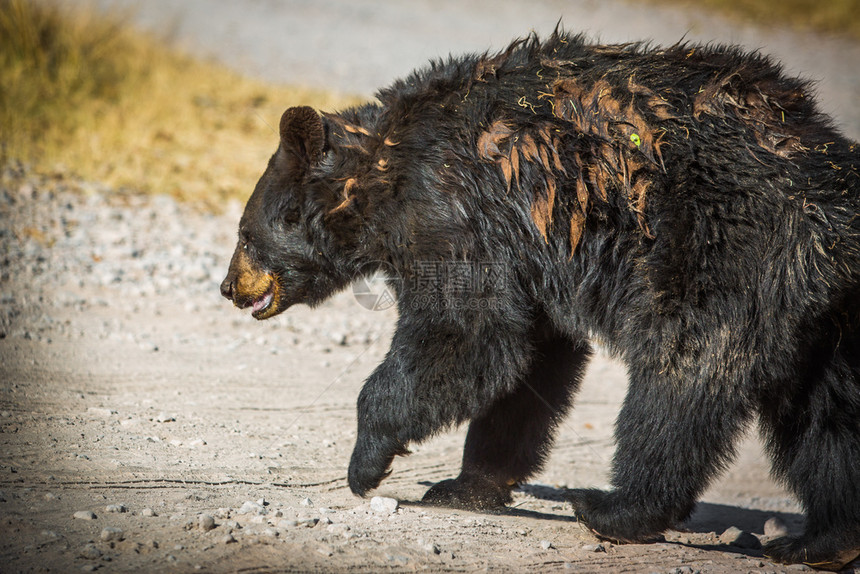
[0, 0, 360, 207]
[635, 0, 860, 40]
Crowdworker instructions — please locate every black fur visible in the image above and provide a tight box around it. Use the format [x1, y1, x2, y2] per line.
[221, 31, 860, 570]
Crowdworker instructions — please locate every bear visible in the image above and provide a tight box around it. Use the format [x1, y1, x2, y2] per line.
[220, 30, 860, 570]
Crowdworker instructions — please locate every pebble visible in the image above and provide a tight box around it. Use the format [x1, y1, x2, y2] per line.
[238, 501, 266, 515]
[100, 526, 124, 541]
[221, 534, 236, 544]
[540, 540, 554, 550]
[764, 516, 790, 537]
[422, 542, 441, 555]
[370, 496, 399, 514]
[87, 407, 117, 417]
[141, 508, 157, 517]
[79, 544, 102, 560]
[198, 514, 216, 531]
[73, 510, 97, 520]
[105, 503, 127, 513]
[300, 497, 314, 507]
[720, 526, 761, 549]
[327, 523, 351, 537]
[581, 543, 606, 552]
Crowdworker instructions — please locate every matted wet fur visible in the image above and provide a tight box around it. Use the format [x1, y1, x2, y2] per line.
[221, 30, 860, 570]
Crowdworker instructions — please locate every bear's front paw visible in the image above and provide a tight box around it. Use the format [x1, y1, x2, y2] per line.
[347, 435, 408, 497]
[763, 535, 860, 571]
[567, 488, 665, 544]
[422, 474, 513, 510]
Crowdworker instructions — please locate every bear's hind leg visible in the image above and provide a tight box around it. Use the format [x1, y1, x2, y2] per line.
[760, 344, 860, 571]
[422, 335, 591, 510]
[569, 363, 753, 543]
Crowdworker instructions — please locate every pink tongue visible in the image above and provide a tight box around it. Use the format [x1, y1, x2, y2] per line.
[252, 292, 273, 313]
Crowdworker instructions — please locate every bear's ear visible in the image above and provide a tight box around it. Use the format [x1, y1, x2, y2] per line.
[279, 106, 326, 179]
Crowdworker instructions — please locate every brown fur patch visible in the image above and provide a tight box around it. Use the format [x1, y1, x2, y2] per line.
[233, 249, 274, 303]
[569, 209, 586, 257]
[548, 76, 666, 239]
[480, 77, 665, 250]
[477, 121, 514, 159]
[329, 178, 358, 214]
[343, 123, 372, 137]
[531, 194, 551, 243]
[499, 157, 513, 192]
[474, 51, 509, 82]
[693, 70, 809, 158]
[519, 133, 540, 163]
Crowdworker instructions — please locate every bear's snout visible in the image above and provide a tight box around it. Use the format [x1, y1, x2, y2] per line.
[220, 275, 235, 301]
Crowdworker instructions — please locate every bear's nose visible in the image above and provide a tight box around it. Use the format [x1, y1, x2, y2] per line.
[220, 277, 235, 301]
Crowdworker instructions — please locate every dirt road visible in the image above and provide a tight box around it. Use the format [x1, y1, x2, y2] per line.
[3, 1, 860, 572]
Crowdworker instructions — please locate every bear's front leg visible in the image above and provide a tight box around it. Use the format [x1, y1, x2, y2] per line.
[346, 349, 434, 497]
[347, 412, 409, 496]
[347, 313, 533, 498]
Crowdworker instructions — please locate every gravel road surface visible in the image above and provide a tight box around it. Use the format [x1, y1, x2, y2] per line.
[3, 1, 859, 572]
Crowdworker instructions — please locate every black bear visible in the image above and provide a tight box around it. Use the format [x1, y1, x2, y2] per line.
[220, 31, 860, 570]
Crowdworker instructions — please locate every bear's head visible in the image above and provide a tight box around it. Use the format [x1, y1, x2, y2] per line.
[219, 106, 354, 320]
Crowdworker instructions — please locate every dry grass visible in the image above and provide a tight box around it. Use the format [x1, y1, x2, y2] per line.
[635, 0, 860, 40]
[0, 0, 360, 207]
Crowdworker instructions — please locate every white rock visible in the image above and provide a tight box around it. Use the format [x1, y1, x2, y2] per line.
[327, 523, 351, 537]
[198, 514, 216, 531]
[370, 496, 399, 514]
[87, 407, 117, 417]
[238, 501, 266, 515]
[100, 526, 124, 541]
[73, 510, 97, 520]
[79, 544, 102, 560]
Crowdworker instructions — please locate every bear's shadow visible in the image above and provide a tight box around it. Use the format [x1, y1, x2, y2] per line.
[414, 481, 805, 558]
[517, 483, 804, 535]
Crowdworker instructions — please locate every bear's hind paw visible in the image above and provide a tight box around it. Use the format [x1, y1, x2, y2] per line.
[567, 488, 667, 545]
[763, 536, 860, 571]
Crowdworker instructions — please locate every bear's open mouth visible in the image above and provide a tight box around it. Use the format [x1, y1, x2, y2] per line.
[250, 283, 276, 319]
